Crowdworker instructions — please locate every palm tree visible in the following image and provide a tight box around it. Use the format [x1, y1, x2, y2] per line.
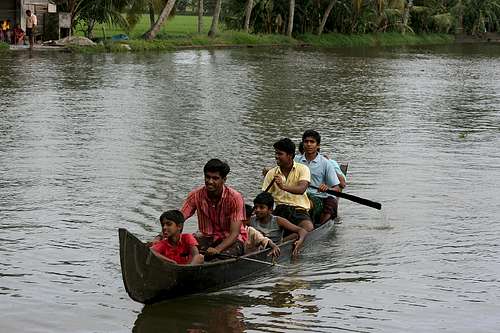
[402, 0, 413, 33]
[318, 0, 337, 35]
[124, 0, 169, 31]
[461, 0, 500, 34]
[198, 0, 204, 33]
[80, 0, 130, 38]
[244, 0, 254, 33]
[55, 0, 130, 37]
[143, 0, 177, 39]
[208, 0, 222, 37]
[287, 0, 295, 37]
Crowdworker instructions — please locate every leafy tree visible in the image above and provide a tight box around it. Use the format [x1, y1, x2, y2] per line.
[54, 0, 129, 38]
[79, 0, 129, 38]
[460, 0, 500, 33]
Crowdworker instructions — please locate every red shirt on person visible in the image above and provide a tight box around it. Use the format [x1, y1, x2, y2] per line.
[151, 233, 198, 264]
[181, 185, 248, 243]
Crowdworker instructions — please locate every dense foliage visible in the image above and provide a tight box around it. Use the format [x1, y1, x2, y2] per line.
[55, 0, 500, 38]
[54, 0, 131, 37]
[224, 0, 500, 35]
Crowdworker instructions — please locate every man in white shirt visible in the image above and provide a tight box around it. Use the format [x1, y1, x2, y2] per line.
[25, 10, 37, 49]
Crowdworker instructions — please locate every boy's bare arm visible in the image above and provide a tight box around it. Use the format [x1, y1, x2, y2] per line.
[190, 245, 200, 257]
[277, 216, 308, 236]
[208, 220, 241, 254]
[188, 245, 202, 264]
[150, 248, 177, 264]
[267, 239, 281, 257]
[277, 216, 307, 255]
[337, 173, 346, 189]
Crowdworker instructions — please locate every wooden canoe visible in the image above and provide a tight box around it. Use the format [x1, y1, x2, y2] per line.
[119, 164, 348, 304]
[119, 219, 335, 304]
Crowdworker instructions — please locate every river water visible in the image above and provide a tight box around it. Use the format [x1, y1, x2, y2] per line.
[1, 43, 499, 332]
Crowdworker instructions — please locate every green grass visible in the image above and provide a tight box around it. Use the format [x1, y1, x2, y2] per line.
[75, 15, 214, 39]
[0, 41, 9, 51]
[70, 15, 455, 52]
[69, 31, 296, 53]
[298, 32, 455, 48]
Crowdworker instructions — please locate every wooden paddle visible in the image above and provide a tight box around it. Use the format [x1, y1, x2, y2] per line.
[216, 253, 284, 267]
[264, 177, 275, 192]
[202, 250, 283, 267]
[309, 185, 382, 210]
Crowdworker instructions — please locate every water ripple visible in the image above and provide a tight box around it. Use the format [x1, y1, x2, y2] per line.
[1, 45, 500, 332]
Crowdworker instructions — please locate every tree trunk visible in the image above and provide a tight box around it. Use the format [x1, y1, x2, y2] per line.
[197, 0, 204, 33]
[69, 0, 77, 34]
[287, 0, 295, 37]
[208, 0, 222, 37]
[244, 0, 254, 33]
[148, 4, 155, 28]
[86, 18, 95, 39]
[143, 0, 177, 40]
[456, 0, 464, 34]
[317, 0, 336, 35]
[401, 0, 412, 34]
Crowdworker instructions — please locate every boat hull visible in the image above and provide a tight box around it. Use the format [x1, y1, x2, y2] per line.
[119, 219, 335, 304]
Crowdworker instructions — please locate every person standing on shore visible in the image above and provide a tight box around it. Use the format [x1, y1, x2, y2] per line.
[25, 10, 37, 49]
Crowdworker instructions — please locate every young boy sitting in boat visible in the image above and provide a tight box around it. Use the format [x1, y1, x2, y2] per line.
[150, 210, 204, 265]
[243, 204, 280, 257]
[250, 192, 308, 256]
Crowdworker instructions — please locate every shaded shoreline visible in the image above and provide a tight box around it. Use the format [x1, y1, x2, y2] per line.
[3, 32, 499, 53]
[455, 32, 500, 43]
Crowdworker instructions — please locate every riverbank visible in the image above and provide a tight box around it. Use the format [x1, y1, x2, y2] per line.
[4, 32, 497, 54]
[300, 32, 456, 47]
[65, 32, 456, 53]
[69, 32, 297, 53]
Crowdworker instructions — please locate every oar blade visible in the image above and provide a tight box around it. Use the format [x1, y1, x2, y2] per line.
[309, 185, 382, 210]
[334, 191, 382, 210]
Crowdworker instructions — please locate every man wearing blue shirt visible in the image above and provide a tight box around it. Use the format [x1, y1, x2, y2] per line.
[295, 130, 340, 224]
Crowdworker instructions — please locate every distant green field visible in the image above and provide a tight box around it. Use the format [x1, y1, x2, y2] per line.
[76, 15, 215, 39]
[69, 14, 455, 53]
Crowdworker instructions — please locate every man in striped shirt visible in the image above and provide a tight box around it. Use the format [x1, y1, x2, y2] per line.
[181, 159, 247, 257]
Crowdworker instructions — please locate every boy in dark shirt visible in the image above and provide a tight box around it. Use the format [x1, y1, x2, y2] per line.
[250, 192, 307, 256]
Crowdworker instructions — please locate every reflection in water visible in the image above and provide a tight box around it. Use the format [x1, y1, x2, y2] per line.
[133, 281, 323, 333]
[134, 296, 246, 333]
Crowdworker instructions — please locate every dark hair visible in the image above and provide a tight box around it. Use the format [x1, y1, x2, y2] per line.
[245, 204, 253, 219]
[26, 10, 31, 15]
[298, 141, 304, 154]
[159, 210, 185, 225]
[299, 138, 320, 154]
[273, 138, 295, 156]
[253, 192, 274, 209]
[302, 130, 321, 145]
[203, 159, 230, 178]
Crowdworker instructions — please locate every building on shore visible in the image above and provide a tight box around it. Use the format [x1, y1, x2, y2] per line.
[0, 1, 70, 43]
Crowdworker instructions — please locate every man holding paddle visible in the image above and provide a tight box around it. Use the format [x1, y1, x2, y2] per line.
[295, 130, 341, 225]
[262, 138, 314, 232]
